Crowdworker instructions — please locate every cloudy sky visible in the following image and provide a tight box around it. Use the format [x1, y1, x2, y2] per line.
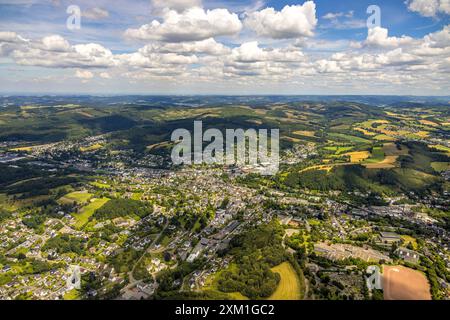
[0, 0, 449, 95]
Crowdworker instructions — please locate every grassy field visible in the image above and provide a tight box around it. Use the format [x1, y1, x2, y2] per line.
[268, 262, 302, 300]
[73, 198, 109, 229]
[363, 146, 385, 163]
[364, 143, 408, 169]
[324, 146, 353, 154]
[360, 119, 390, 128]
[58, 191, 92, 205]
[0, 194, 17, 211]
[401, 235, 418, 250]
[63, 289, 80, 300]
[373, 134, 397, 141]
[431, 162, 450, 172]
[131, 192, 143, 200]
[327, 133, 371, 144]
[90, 181, 111, 189]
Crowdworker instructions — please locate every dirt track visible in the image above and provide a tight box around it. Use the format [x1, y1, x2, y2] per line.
[383, 265, 431, 300]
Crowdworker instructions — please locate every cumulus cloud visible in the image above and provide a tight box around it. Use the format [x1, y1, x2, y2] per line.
[406, 0, 450, 17]
[424, 24, 450, 48]
[150, 38, 230, 56]
[0, 33, 116, 68]
[365, 27, 415, 48]
[1, 15, 449, 94]
[230, 42, 305, 63]
[119, 45, 199, 70]
[40, 35, 70, 52]
[0, 31, 28, 43]
[315, 59, 342, 73]
[375, 48, 423, 66]
[245, 2, 317, 39]
[0, 31, 29, 56]
[125, 7, 242, 42]
[222, 41, 308, 78]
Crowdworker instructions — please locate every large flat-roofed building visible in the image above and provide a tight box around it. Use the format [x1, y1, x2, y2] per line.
[378, 232, 401, 245]
[395, 247, 420, 264]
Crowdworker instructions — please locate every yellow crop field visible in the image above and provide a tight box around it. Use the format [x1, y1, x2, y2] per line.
[429, 145, 450, 154]
[415, 131, 430, 138]
[363, 143, 406, 169]
[345, 151, 370, 163]
[268, 262, 302, 300]
[10, 146, 33, 152]
[293, 130, 316, 137]
[354, 128, 376, 136]
[80, 143, 103, 152]
[299, 165, 334, 173]
[419, 120, 439, 127]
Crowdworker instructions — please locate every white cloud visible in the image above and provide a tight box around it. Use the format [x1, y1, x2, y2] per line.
[75, 69, 94, 79]
[230, 41, 305, 63]
[151, 38, 230, 56]
[99, 72, 111, 79]
[222, 41, 307, 79]
[151, 0, 202, 13]
[0, 31, 29, 56]
[125, 7, 242, 42]
[119, 45, 199, 70]
[1, 17, 449, 95]
[0, 31, 28, 43]
[316, 59, 342, 73]
[83, 7, 110, 20]
[406, 0, 450, 17]
[245, 2, 317, 39]
[365, 27, 415, 48]
[0, 33, 116, 68]
[424, 24, 450, 48]
[41, 35, 70, 52]
[375, 48, 423, 66]
[322, 11, 354, 20]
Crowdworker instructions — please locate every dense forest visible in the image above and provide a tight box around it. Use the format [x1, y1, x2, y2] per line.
[93, 199, 153, 220]
[216, 220, 287, 299]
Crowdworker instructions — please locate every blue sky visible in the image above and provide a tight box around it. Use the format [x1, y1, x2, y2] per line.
[0, 0, 449, 94]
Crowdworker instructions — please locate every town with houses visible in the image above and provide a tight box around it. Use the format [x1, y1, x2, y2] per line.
[0, 96, 449, 301]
